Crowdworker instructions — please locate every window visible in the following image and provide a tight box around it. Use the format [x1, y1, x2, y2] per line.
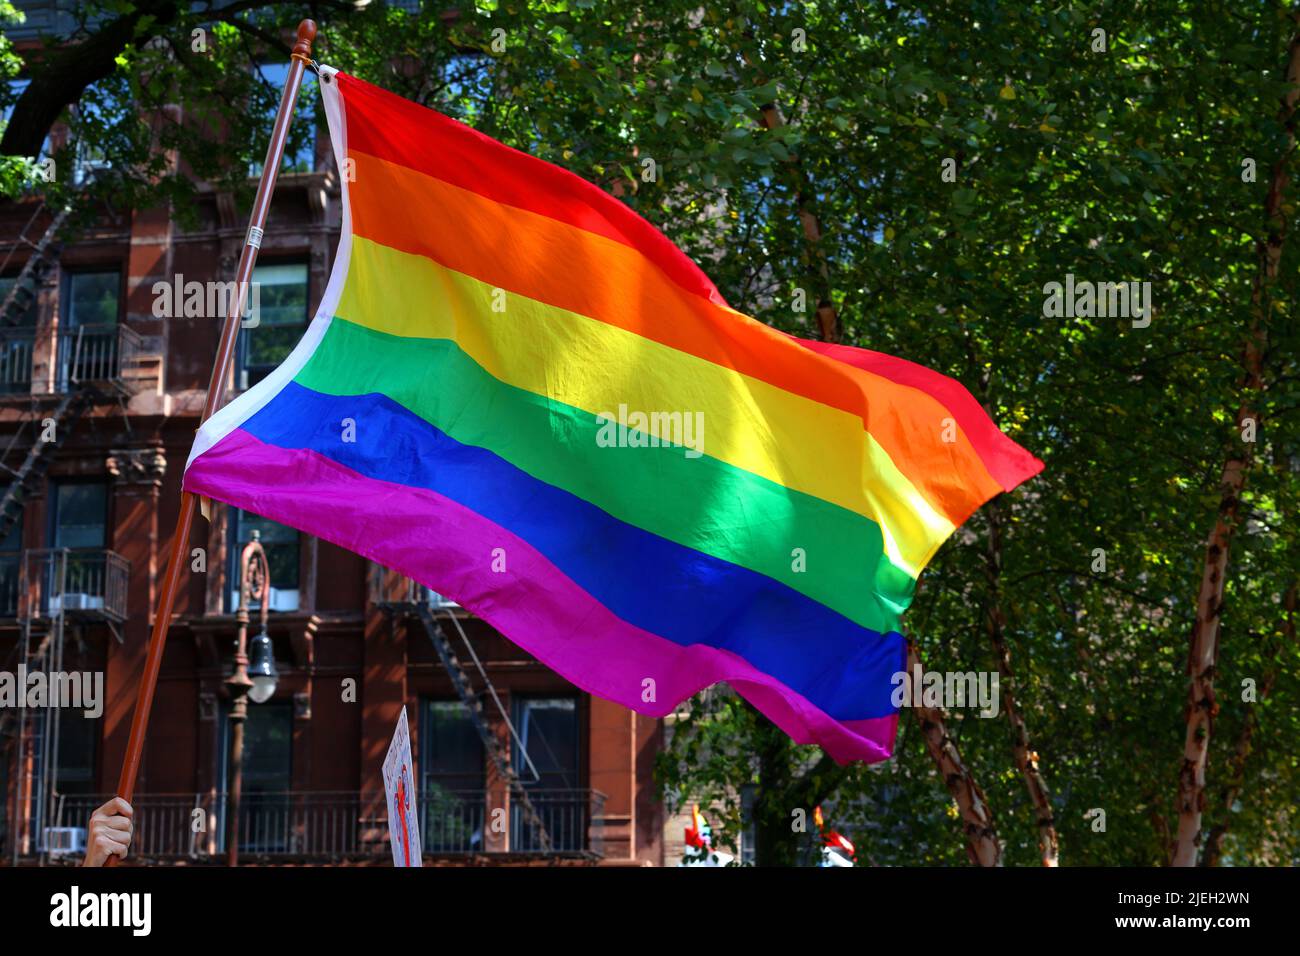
[249, 62, 317, 177]
[54, 711, 99, 796]
[421, 700, 484, 791]
[49, 482, 109, 612]
[64, 271, 120, 328]
[0, 274, 37, 395]
[0, 513, 20, 617]
[51, 482, 107, 549]
[512, 697, 583, 851]
[238, 263, 308, 388]
[28, 706, 100, 847]
[219, 702, 293, 853]
[69, 82, 114, 185]
[420, 699, 485, 852]
[58, 270, 121, 390]
[228, 508, 300, 612]
[514, 698, 579, 790]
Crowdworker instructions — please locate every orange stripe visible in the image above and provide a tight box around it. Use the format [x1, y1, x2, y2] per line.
[336, 72, 732, 312]
[346, 149, 1005, 522]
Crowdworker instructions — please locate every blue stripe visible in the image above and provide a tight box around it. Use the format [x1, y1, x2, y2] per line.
[242, 381, 905, 720]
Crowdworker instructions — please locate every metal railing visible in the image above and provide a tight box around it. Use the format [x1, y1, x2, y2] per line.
[42, 793, 212, 859]
[369, 569, 462, 612]
[54, 323, 141, 393]
[0, 331, 33, 394]
[511, 788, 606, 856]
[420, 786, 486, 853]
[17, 548, 129, 622]
[23, 788, 607, 862]
[0, 553, 18, 617]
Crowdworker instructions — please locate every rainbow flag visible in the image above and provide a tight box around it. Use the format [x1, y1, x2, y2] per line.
[185, 69, 1042, 763]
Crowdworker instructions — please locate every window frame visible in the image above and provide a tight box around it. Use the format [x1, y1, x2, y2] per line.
[419, 697, 486, 794]
[0, 510, 21, 618]
[61, 268, 122, 329]
[511, 695, 582, 791]
[236, 259, 310, 390]
[226, 507, 301, 613]
[47, 479, 109, 551]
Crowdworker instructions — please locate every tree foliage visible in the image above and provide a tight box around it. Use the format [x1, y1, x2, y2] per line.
[3, 0, 1297, 865]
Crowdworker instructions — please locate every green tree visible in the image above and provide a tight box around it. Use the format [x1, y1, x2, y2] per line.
[4, 0, 1297, 865]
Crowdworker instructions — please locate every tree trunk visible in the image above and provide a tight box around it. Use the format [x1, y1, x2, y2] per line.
[1200, 582, 1295, 866]
[737, 32, 838, 341]
[908, 641, 1002, 865]
[756, 101, 840, 343]
[1171, 28, 1300, 867]
[983, 499, 1060, 865]
[750, 714, 801, 867]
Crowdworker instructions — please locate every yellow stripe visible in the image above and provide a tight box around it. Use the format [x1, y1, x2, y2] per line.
[346, 151, 1005, 526]
[337, 236, 954, 575]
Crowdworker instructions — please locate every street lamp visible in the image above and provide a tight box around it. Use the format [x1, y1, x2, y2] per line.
[224, 531, 279, 866]
[247, 631, 279, 704]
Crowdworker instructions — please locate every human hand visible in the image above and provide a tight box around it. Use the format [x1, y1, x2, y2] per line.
[82, 797, 134, 866]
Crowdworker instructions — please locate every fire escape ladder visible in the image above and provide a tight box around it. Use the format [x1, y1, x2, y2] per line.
[0, 203, 98, 545]
[0, 634, 29, 757]
[0, 614, 60, 864]
[411, 603, 553, 853]
[0, 203, 72, 331]
[0, 388, 96, 544]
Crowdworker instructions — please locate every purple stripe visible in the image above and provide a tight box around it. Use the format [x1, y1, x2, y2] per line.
[186, 428, 898, 763]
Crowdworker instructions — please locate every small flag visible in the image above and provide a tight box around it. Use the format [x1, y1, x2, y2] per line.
[814, 804, 856, 863]
[685, 804, 711, 850]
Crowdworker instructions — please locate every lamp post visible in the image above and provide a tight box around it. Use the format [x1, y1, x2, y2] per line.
[224, 531, 279, 866]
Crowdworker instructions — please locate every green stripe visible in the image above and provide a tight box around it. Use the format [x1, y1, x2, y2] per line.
[294, 317, 916, 632]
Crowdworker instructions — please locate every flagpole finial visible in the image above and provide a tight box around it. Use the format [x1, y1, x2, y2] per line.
[292, 19, 318, 60]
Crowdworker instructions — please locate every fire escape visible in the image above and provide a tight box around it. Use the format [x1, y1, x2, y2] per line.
[371, 574, 574, 856]
[0, 204, 135, 863]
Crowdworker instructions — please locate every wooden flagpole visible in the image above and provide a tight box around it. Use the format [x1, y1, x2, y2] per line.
[106, 19, 318, 864]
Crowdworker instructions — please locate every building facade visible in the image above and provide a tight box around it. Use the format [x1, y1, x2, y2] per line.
[0, 33, 665, 865]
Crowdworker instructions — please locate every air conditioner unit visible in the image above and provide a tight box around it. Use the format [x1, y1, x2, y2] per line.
[61, 593, 104, 611]
[229, 588, 299, 612]
[44, 826, 87, 856]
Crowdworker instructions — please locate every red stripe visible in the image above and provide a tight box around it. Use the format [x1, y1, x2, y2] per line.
[337, 72, 730, 310]
[334, 70, 1043, 500]
[789, 335, 1045, 491]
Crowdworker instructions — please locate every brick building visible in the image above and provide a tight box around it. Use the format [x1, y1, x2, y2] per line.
[0, 7, 665, 866]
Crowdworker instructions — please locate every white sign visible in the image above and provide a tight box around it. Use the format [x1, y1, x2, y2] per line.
[381, 706, 422, 867]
